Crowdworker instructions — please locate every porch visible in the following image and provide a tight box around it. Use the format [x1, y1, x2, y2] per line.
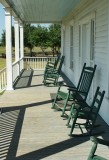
[0, 70, 109, 160]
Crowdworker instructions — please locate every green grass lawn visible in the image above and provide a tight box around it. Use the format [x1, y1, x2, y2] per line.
[0, 46, 6, 54]
[0, 46, 15, 70]
[0, 58, 6, 70]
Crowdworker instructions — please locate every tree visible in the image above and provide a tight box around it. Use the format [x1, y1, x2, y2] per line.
[48, 24, 61, 56]
[33, 25, 49, 55]
[24, 24, 36, 56]
[1, 27, 15, 47]
[0, 23, 61, 57]
[0, 30, 5, 46]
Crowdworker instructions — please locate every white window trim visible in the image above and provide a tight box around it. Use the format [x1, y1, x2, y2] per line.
[62, 24, 66, 65]
[69, 25, 74, 70]
[107, 0, 109, 98]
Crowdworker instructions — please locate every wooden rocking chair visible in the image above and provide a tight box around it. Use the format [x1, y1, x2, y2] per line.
[44, 54, 61, 75]
[67, 87, 105, 137]
[43, 56, 65, 86]
[52, 63, 97, 117]
[87, 136, 109, 160]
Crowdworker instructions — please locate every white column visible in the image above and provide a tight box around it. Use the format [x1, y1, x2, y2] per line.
[5, 8, 13, 90]
[20, 23, 24, 70]
[20, 23, 24, 58]
[14, 18, 20, 61]
[14, 17, 20, 76]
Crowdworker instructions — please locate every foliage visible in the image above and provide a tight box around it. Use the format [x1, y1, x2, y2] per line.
[0, 23, 61, 56]
[0, 57, 6, 70]
[48, 24, 61, 56]
[33, 25, 49, 54]
[24, 24, 61, 56]
[0, 30, 5, 46]
[24, 24, 36, 56]
[1, 27, 15, 47]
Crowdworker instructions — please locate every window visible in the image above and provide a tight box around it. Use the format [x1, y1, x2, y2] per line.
[70, 26, 74, 69]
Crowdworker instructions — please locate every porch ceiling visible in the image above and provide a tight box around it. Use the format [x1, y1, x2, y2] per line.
[1, 0, 81, 23]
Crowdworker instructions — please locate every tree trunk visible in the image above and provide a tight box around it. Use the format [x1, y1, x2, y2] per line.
[30, 48, 33, 57]
[40, 47, 45, 56]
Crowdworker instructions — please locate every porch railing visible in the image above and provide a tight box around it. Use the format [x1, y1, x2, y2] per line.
[24, 57, 56, 70]
[0, 56, 56, 92]
[0, 67, 6, 92]
[12, 58, 24, 82]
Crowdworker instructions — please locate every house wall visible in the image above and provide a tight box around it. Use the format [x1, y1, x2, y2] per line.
[61, 0, 109, 125]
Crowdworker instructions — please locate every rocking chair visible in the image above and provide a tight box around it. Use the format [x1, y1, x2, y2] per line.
[67, 87, 105, 137]
[52, 63, 97, 117]
[44, 54, 61, 75]
[87, 136, 109, 160]
[43, 56, 65, 86]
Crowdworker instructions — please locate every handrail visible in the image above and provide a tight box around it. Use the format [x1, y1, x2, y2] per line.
[0, 56, 56, 92]
[0, 67, 7, 93]
[12, 57, 24, 82]
[24, 56, 57, 70]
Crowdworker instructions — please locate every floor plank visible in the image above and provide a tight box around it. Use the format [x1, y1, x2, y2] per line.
[0, 70, 109, 160]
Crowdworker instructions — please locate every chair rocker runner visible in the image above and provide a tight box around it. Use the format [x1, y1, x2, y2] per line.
[52, 63, 97, 117]
[87, 136, 109, 160]
[67, 87, 105, 137]
[43, 56, 65, 86]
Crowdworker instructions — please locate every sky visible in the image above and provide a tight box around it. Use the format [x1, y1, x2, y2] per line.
[0, 3, 50, 40]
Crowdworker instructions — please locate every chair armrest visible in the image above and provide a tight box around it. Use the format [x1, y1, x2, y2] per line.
[63, 85, 76, 89]
[90, 136, 109, 146]
[68, 88, 87, 95]
[58, 84, 76, 91]
[67, 87, 77, 92]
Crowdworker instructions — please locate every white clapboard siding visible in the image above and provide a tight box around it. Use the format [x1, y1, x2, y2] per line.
[62, 0, 109, 124]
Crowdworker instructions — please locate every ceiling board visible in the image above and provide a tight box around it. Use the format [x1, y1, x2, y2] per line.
[2, 0, 81, 23]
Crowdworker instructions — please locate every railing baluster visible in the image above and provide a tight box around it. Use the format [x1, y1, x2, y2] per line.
[0, 68, 6, 92]
[0, 56, 56, 92]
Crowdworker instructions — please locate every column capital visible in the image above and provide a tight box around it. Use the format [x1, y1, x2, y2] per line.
[19, 21, 24, 27]
[4, 7, 12, 15]
[14, 17, 19, 23]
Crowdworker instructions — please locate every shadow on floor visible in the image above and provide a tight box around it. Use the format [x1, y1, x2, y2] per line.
[1, 70, 109, 160]
[14, 69, 34, 89]
[1, 98, 109, 160]
[0, 106, 90, 160]
[0, 107, 25, 160]
[14, 69, 44, 89]
[13, 70, 73, 90]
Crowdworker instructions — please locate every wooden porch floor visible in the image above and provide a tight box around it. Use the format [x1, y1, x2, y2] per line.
[0, 70, 109, 160]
